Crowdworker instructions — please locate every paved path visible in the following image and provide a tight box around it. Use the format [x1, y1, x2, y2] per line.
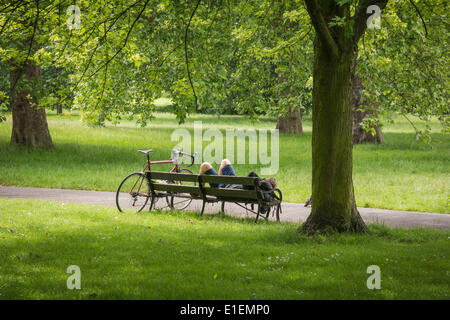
[1, 185, 449, 230]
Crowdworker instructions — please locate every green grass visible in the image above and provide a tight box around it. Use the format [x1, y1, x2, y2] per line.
[0, 198, 448, 299]
[0, 112, 449, 213]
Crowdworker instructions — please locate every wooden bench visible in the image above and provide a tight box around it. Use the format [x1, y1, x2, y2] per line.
[146, 171, 282, 223]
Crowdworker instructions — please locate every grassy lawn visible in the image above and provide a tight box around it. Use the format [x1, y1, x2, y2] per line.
[0, 198, 448, 299]
[0, 112, 448, 213]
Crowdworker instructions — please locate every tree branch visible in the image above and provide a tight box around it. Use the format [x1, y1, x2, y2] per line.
[151, 42, 183, 71]
[66, 1, 151, 100]
[11, 0, 39, 92]
[304, 0, 339, 58]
[0, 0, 23, 14]
[185, 0, 201, 112]
[0, 0, 24, 36]
[353, 0, 389, 44]
[408, 0, 428, 38]
[93, 22, 110, 112]
[87, 0, 151, 80]
[68, 0, 144, 55]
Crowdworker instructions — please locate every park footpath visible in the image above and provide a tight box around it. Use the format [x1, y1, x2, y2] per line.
[0, 185, 449, 230]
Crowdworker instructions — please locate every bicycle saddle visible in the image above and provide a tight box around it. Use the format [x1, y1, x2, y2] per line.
[138, 149, 153, 155]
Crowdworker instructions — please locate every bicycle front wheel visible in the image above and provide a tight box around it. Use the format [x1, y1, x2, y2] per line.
[116, 172, 151, 213]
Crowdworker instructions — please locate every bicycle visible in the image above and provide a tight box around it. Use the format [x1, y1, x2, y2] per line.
[116, 149, 197, 213]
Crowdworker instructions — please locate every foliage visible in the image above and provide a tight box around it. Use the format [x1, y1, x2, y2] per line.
[60, 0, 314, 124]
[0, 0, 447, 132]
[358, 0, 450, 142]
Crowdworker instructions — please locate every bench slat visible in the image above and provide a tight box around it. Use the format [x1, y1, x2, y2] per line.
[146, 172, 268, 202]
[147, 171, 198, 182]
[199, 175, 258, 186]
[151, 183, 201, 196]
[203, 187, 259, 200]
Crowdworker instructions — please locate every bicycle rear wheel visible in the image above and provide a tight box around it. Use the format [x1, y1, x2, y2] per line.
[116, 172, 151, 213]
[166, 168, 196, 210]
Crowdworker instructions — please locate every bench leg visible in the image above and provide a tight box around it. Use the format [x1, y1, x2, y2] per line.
[149, 196, 155, 211]
[200, 201, 206, 216]
[276, 204, 280, 222]
[254, 205, 261, 224]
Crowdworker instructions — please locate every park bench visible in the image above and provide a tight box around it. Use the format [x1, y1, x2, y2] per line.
[145, 171, 282, 223]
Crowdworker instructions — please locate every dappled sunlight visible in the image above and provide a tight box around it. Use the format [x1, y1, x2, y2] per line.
[0, 199, 448, 299]
[0, 113, 448, 212]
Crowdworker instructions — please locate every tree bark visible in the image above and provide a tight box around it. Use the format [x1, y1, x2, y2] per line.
[352, 74, 384, 144]
[276, 107, 303, 134]
[10, 61, 54, 148]
[301, 38, 365, 234]
[300, 0, 389, 234]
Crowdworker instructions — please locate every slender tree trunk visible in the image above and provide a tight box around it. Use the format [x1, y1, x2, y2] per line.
[352, 74, 384, 144]
[56, 100, 63, 115]
[276, 65, 303, 135]
[276, 107, 303, 134]
[301, 38, 366, 234]
[10, 61, 54, 148]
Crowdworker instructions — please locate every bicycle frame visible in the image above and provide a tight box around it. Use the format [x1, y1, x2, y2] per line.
[141, 149, 196, 174]
[145, 158, 179, 173]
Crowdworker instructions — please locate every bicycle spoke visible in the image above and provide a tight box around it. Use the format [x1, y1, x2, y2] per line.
[172, 199, 191, 206]
[116, 173, 150, 213]
[156, 202, 172, 210]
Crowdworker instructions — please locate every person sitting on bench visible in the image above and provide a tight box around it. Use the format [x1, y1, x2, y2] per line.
[199, 159, 238, 188]
[200, 159, 278, 215]
[199, 159, 277, 190]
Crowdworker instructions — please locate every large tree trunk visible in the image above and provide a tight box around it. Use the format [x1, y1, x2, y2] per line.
[352, 74, 384, 144]
[10, 61, 53, 148]
[276, 107, 303, 134]
[300, 0, 389, 234]
[301, 38, 366, 234]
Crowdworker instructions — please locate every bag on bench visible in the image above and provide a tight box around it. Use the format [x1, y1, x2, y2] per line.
[243, 171, 277, 216]
[244, 171, 276, 201]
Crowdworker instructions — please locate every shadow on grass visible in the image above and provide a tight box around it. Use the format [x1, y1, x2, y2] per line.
[0, 141, 177, 172]
[1, 201, 448, 299]
[354, 132, 449, 152]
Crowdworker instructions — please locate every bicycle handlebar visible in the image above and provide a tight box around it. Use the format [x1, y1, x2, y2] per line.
[172, 149, 197, 167]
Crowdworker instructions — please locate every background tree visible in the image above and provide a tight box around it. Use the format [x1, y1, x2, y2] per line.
[0, 0, 56, 147]
[351, 74, 384, 144]
[358, 0, 449, 142]
[1, 0, 159, 138]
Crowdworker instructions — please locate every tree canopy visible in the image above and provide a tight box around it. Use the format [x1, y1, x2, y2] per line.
[1, 0, 447, 134]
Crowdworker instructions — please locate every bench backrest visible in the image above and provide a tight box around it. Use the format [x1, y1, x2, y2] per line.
[198, 174, 261, 200]
[145, 171, 262, 201]
[146, 171, 201, 197]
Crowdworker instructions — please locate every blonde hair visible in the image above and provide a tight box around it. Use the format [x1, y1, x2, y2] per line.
[199, 162, 213, 174]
